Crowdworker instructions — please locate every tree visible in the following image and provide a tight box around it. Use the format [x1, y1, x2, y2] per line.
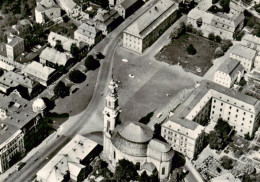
[221, 40, 233, 52]
[214, 49, 224, 58]
[55, 40, 64, 52]
[114, 159, 138, 182]
[54, 81, 70, 98]
[220, 0, 230, 13]
[69, 70, 86, 83]
[212, 0, 220, 4]
[70, 43, 80, 58]
[215, 35, 222, 43]
[221, 156, 234, 170]
[186, 44, 197, 55]
[0, 69, 4, 77]
[85, 55, 100, 70]
[208, 33, 215, 41]
[138, 171, 150, 182]
[96, 52, 105, 59]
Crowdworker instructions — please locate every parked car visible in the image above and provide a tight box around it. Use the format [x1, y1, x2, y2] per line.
[15, 162, 26, 171]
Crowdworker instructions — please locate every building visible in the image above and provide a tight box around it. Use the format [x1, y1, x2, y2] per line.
[48, 32, 80, 52]
[40, 47, 71, 67]
[22, 61, 56, 86]
[162, 119, 205, 159]
[210, 173, 241, 182]
[37, 135, 102, 182]
[74, 22, 102, 46]
[109, 0, 124, 8]
[229, 45, 256, 72]
[5, 35, 24, 61]
[245, 68, 260, 84]
[93, 8, 123, 35]
[254, 54, 260, 69]
[103, 77, 174, 180]
[241, 34, 260, 51]
[214, 59, 244, 88]
[0, 71, 41, 98]
[0, 95, 46, 173]
[58, 0, 80, 17]
[162, 80, 260, 159]
[35, 0, 61, 24]
[187, 8, 244, 40]
[115, 0, 144, 19]
[123, 0, 178, 54]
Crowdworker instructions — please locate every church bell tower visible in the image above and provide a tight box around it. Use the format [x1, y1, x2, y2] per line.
[103, 74, 120, 159]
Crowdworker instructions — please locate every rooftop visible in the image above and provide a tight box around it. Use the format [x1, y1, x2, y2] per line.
[37, 135, 98, 182]
[40, 47, 70, 66]
[124, 0, 177, 38]
[230, 44, 256, 60]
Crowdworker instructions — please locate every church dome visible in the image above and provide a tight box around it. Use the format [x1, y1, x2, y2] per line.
[32, 98, 46, 112]
[111, 121, 154, 157]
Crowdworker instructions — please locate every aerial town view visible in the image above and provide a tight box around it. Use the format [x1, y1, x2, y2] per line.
[0, 0, 260, 181]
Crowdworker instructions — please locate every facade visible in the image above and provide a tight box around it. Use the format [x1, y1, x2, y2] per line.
[103, 77, 174, 180]
[6, 35, 24, 61]
[40, 47, 71, 67]
[48, 32, 80, 52]
[123, 0, 178, 54]
[115, 0, 144, 19]
[35, 0, 61, 24]
[229, 45, 256, 72]
[22, 61, 56, 86]
[58, 0, 80, 17]
[254, 55, 260, 69]
[37, 135, 101, 182]
[93, 8, 123, 35]
[0, 94, 46, 173]
[162, 81, 260, 159]
[241, 34, 260, 52]
[187, 8, 244, 40]
[74, 22, 102, 46]
[214, 59, 244, 88]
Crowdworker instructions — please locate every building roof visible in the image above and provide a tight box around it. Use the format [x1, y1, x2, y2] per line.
[22, 61, 55, 81]
[124, 0, 178, 38]
[120, 0, 139, 9]
[61, 0, 78, 11]
[210, 173, 241, 182]
[75, 22, 101, 39]
[218, 59, 244, 79]
[0, 93, 40, 146]
[230, 44, 256, 60]
[40, 47, 70, 66]
[242, 34, 260, 45]
[0, 71, 38, 89]
[6, 35, 24, 47]
[148, 139, 171, 153]
[48, 32, 78, 52]
[140, 162, 156, 172]
[118, 121, 153, 143]
[37, 135, 98, 182]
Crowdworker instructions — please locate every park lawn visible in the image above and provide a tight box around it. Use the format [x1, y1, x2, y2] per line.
[155, 33, 219, 76]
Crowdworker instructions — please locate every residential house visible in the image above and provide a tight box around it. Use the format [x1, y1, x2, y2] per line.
[115, 0, 144, 19]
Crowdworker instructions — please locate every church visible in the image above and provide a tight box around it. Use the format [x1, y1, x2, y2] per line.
[103, 76, 175, 180]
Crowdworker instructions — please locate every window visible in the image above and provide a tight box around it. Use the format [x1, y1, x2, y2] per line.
[162, 167, 165, 175]
[237, 109, 239, 112]
[229, 106, 232, 109]
[114, 151, 116, 159]
[221, 103, 223, 106]
[220, 109, 222, 111]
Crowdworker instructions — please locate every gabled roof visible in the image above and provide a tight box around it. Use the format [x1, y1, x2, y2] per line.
[230, 44, 256, 60]
[40, 47, 70, 66]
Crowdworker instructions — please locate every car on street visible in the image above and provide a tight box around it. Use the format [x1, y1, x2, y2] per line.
[156, 113, 163, 118]
[129, 74, 135, 78]
[15, 162, 26, 171]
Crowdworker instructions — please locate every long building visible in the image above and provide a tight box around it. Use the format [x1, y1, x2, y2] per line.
[0, 95, 47, 173]
[122, 0, 178, 54]
[162, 80, 260, 159]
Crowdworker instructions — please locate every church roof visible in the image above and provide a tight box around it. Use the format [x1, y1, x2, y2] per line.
[118, 121, 153, 143]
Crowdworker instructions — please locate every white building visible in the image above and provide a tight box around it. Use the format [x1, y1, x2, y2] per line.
[74, 22, 102, 46]
[37, 135, 101, 182]
[35, 0, 61, 24]
[115, 0, 143, 19]
[22, 61, 56, 86]
[162, 81, 260, 159]
[6, 35, 24, 61]
[187, 8, 244, 40]
[103, 77, 174, 180]
[241, 34, 260, 51]
[229, 45, 256, 72]
[123, 0, 178, 54]
[40, 47, 71, 67]
[254, 54, 260, 69]
[214, 59, 244, 88]
[58, 0, 80, 18]
[210, 173, 241, 182]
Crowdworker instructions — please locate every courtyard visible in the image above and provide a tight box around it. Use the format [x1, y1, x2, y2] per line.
[155, 33, 219, 76]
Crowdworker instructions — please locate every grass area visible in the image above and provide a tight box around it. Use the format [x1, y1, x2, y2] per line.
[155, 33, 219, 76]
